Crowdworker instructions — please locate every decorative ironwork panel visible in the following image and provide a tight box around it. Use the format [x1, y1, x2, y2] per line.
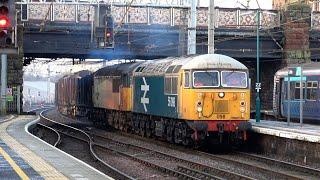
[54, 4, 76, 22]
[28, 4, 51, 21]
[261, 10, 280, 28]
[239, 10, 257, 28]
[78, 5, 94, 22]
[217, 9, 237, 28]
[312, 12, 320, 29]
[128, 7, 148, 24]
[112, 6, 126, 24]
[173, 8, 188, 26]
[197, 8, 208, 27]
[111, 0, 190, 6]
[150, 7, 170, 25]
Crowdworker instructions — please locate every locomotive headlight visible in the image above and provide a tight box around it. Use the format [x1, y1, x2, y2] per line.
[240, 101, 245, 107]
[240, 107, 245, 112]
[197, 106, 203, 112]
[218, 92, 225, 98]
[197, 101, 203, 112]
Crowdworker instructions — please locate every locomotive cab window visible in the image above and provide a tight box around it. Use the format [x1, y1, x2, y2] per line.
[193, 71, 219, 88]
[221, 71, 247, 88]
[184, 71, 190, 88]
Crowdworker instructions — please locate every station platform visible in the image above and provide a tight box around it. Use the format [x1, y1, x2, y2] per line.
[250, 119, 320, 143]
[0, 115, 112, 180]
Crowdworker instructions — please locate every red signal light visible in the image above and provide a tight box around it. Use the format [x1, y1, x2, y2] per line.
[0, 16, 9, 28]
[106, 32, 111, 37]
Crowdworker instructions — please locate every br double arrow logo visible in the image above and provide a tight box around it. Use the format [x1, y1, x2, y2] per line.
[140, 77, 149, 112]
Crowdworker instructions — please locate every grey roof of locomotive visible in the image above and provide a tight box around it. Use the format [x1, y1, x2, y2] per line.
[94, 62, 142, 77]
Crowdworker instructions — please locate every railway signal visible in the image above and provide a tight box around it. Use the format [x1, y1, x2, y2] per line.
[104, 13, 114, 48]
[0, 0, 14, 47]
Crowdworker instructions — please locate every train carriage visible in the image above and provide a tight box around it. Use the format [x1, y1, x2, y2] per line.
[56, 75, 70, 115]
[75, 70, 93, 117]
[273, 63, 320, 120]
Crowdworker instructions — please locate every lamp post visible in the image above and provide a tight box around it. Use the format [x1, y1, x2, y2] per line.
[255, 9, 261, 123]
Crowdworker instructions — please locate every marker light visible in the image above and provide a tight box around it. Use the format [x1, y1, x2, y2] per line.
[218, 92, 225, 98]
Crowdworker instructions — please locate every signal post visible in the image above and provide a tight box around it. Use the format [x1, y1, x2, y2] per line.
[0, 0, 17, 114]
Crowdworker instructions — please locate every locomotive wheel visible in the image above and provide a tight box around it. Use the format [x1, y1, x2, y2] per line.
[174, 123, 182, 144]
[139, 119, 146, 137]
[145, 120, 152, 138]
[133, 116, 139, 134]
[182, 124, 193, 146]
[166, 122, 174, 143]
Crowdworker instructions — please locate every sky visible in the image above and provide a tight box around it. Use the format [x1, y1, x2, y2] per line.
[199, 0, 272, 9]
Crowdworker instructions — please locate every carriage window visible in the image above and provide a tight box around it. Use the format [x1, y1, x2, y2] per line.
[221, 71, 247, 88]
[165, 77, 178, 94]
[184, 72, 190, 88]
[193, 71, 219, 88]
[307, 81, 318, 100]
[294, 82, 306, 100]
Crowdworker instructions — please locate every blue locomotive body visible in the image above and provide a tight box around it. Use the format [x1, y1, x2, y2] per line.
[133, 76, 178, 118]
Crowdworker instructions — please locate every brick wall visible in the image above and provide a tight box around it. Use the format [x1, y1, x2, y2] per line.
[283, 3, 311, 65]
[244, 61, 282, 110]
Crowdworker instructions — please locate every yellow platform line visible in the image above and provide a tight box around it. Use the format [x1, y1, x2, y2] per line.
[0, 116, 67, 179]
[0, 147, 30, 180]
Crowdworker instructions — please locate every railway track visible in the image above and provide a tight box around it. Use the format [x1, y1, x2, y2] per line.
[91, 132, 253, 180]
[41, 111, 228, 179]
[232, 151, 320, 178]
[40, 109, 320, 180]
[39, 110, 134, 180]
[195, 150, 310, 180]
[37, 123, 61, 147]
[39, 110, 251, 179]
[92, 131, 316, 180]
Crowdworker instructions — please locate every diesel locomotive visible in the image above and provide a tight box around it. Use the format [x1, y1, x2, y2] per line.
[56, 54, 252, 145]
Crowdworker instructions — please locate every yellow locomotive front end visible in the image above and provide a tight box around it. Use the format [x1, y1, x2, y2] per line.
[178, 54, 251, 143]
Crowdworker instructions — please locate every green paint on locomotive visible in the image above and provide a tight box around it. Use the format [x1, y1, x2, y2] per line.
[133, 76, 178, 118]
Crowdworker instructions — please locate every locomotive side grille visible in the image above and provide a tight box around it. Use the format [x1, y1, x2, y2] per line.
[214, 100, 229, 113]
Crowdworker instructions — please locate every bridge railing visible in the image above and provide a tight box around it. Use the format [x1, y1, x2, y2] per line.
[312, 12, 320, 29]
[19, 3, 281, 29]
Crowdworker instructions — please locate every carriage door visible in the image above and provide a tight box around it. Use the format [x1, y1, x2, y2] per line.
[280, 78, 285, 116]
